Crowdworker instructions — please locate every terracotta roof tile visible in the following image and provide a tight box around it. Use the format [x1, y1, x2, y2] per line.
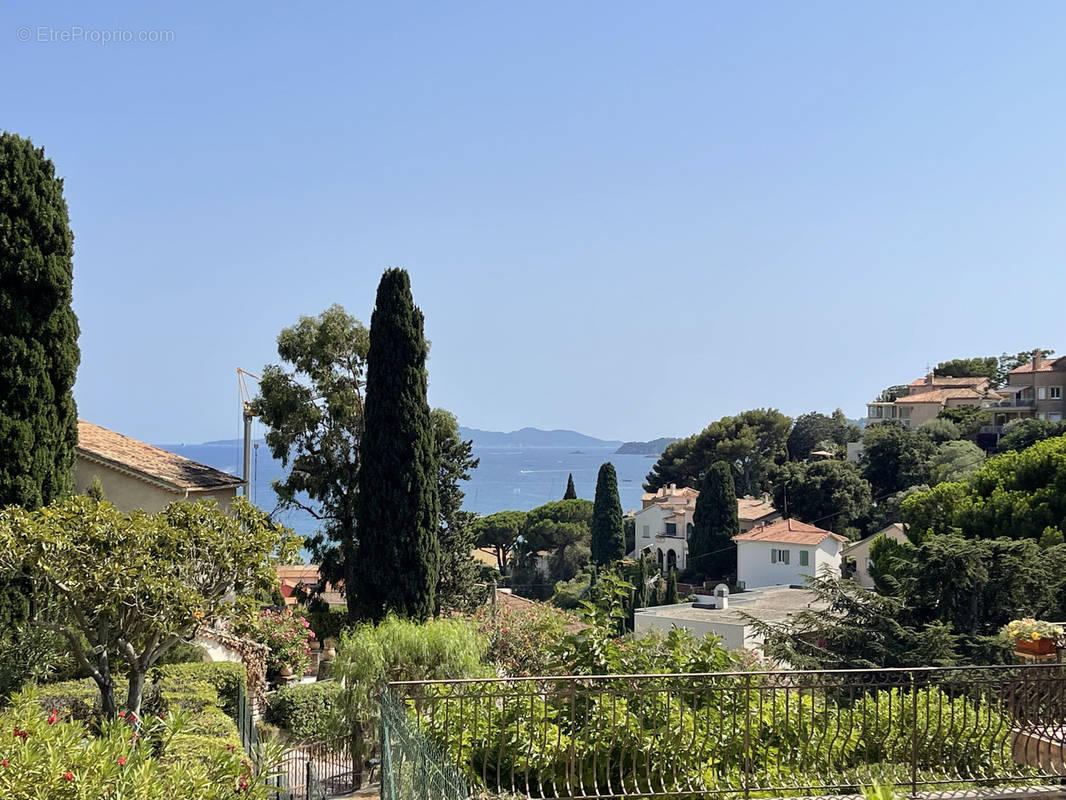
[733, 518, 847, 546]
[737, 496, 779, 521]
[1010, 356, 1064, 374]
[895, 388, 986, 403]
[77, 420, 243, 492]
[907, 376, 989, 388]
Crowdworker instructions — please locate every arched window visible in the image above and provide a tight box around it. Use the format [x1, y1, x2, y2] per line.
[656, 548, 663, 568]
[686, 522, 693, 538]
[667, 549, 677, 572]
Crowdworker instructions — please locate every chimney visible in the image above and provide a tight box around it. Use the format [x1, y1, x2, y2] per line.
[1033, 350, 1045, 370]
[925, 372, 935, 385]
[715, 583, 729, 610]
[669, 483, 676, 492]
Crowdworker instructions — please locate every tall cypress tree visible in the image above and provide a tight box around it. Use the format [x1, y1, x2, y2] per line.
[690, 462, 739, 580]
[590, 462, 624, 566]
[355, 269, 439, 621]
[563, 473, 577, 500]
[665, 568, 679, 604]
[0, 133, 80, 508]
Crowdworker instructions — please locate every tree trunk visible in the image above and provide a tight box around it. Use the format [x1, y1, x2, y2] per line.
[91, 672, 117, 720]
[126, 669, 147, 718]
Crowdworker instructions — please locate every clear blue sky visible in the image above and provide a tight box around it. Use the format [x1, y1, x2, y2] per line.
[4, 1, 1065, 444]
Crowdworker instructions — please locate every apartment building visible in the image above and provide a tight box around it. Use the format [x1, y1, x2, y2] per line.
[992, 351, 1066, 431]
[866, 374, 995, 429]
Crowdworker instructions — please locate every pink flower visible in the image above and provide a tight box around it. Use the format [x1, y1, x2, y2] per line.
[47, 710, 57, 725]
[2, 759, 7, 767]
[118, 756, 127, 766]
[63, 771, 74, 781]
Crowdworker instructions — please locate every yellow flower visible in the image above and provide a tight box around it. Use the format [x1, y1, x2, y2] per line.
[1032, 632, 1041, 641]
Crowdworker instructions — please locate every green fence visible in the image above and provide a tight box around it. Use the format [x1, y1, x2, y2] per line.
[381, 690, 471, 800]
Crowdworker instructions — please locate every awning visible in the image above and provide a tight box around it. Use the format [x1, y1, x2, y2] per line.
[1000, 385, 1030, 395]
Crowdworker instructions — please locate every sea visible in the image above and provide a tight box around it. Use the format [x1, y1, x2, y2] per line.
[164, 441, 657, 540]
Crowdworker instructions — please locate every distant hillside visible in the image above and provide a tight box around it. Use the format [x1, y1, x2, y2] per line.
[615, 437, 678, 455]
[459, 427, 622, 449]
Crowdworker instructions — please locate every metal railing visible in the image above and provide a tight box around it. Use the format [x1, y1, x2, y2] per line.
[385, 664, 1066, 799]
[269, 736, 358, 800]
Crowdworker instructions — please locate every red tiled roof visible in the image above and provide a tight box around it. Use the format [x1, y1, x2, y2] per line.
[907, 376, 989, 388]
[733, 518, 847, 546]
[895, 388, 986, 404]
[1010, 356, 1064, 374]
[77, 420, 243, 491]
[737, 496, 779, 521]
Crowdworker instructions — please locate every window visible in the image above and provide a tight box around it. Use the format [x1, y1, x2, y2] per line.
[686, 522, 693, 538]
[771, 548, 790, 565]
[642, 525, 650, 539]
[1052, 413, 1063, 422]
[869, 406, 883, 419]
[799, 550, 809, 567]
[1051, 387, 1062, 400]
[1038, 387, 1047, 400]
[665, 522, 677, 536]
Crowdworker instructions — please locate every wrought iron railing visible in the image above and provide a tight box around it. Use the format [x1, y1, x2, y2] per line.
[385, 664, 1066, 799]
[269, 736, 358, 800]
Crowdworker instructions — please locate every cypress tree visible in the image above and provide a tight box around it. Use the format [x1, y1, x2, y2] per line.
[563, 473, 577, 500]
[0, 133, 80, 508]
[355, 269, 439, 621]
[590, 462, 624, 566]
[665, 568, 679, 604]
[690, 462, 739, 580]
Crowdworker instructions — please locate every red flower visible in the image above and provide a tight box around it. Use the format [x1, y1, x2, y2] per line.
[63, 771, 74, 781]
[2, 759, 7, 767]
[128, 712, 138, 722]
[47, 711, 57, 725]
[117, 711, 126, 719]
[118, 756, 127, 766]
[239, 779, 249, 791]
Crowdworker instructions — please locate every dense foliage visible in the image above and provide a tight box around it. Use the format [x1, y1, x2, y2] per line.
[0, 497, 299, 718]
[149, 662, 247, 720]
[473, 510, 527, 572]
[0, 132, 80, 510]
[689, 462, 738, 580]
[511, 500, 594, 596]
[431, 408, 483, 613]
[264, 681, 343, 741]
[590, 462, 625, 566]
[0, 690, 281, 799]
[356, 269, 439, 621]
[253, 304, 368, 621]
[232, 608, 315, 678]
[645, 409, 792, 497]
[786, 410, 861, 461]
[772, 460, 872, 536]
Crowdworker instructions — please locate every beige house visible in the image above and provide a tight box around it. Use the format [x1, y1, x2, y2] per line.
[992, 351, 1066, 433]
[75, 420, 243, 513]
[866, 374, 997, 429]
[841, 523, 908, 589]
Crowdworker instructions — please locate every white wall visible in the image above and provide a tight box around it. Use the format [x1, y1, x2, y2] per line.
[634, 504, 689, 571]
[736, 539, 841, 589]
[634, 609, 752, 650]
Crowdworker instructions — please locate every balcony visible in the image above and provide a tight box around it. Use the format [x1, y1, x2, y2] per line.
[989, 398, 1036, 409]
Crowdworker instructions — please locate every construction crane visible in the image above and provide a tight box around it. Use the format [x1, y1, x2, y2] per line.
[236, 368, 260, 499]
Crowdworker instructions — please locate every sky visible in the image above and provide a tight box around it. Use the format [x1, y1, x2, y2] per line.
[4, 1, 1066, 444]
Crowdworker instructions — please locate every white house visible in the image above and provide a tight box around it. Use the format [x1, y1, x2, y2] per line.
[632, 484, 781, 574]
[634, 585, 826, 651]
[841, 523, 908, 588]
[733, 519, 846, 589]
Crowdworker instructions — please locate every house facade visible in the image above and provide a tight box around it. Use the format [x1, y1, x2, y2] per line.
[733, 518, 845, 589]
[633, 484, 781, 574]
[991, 351, 1066, 433]
[841, 523, 908, 588]
[866, 375, 994, 429]
[75, 420, 243, 512]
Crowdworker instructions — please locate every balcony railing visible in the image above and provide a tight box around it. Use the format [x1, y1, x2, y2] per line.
[383, 665, 1066, 800]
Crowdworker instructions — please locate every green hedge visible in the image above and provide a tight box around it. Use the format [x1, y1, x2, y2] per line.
[265, 681, 342, 741]
[165, 731, 241, 766]
[305, 609, 348, 643]
[35, 677, 130, 722]
[150, 661, 246, 718]
[156, 678, 220, 714]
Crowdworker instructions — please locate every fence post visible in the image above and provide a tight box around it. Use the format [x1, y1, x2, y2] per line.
[910, 670, 918, 795]
[381, 693, 395, 800]
[743, 672, 752, 799]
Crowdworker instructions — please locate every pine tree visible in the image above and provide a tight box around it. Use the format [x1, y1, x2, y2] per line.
[355, 269, 439, 621]
[665, 568, 679, 604]
[690, 462, 739, 580]
[590, 462, 625, 566]
[0, 133, 80, 508]
[563, 473, 577, 500]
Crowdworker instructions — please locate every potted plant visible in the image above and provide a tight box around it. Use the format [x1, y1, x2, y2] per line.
[1001, 618, 1063, 655]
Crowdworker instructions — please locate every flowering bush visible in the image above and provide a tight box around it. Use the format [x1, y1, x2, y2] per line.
[233, 608, 314, 677]
[0, 689, 284, 799]
[470, 600, 577, 676]
[1001, 618, 1063, 642]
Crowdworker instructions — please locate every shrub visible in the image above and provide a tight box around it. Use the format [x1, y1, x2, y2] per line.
[0, 689, 282, 799]
[471, 599, 576, 676]
[232, 608, 315, 677]
[304, 609, 348, 643]
[332, 615, 488, 762]
[154, 641, 209, 666]
[264, 681, 342, 741]
[151, 662, 246, 718]
[156, 678, 220, 714]
[34, 677, 130, 723]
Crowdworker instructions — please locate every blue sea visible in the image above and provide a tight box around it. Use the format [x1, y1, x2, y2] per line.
[164, 441, 656, 539]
